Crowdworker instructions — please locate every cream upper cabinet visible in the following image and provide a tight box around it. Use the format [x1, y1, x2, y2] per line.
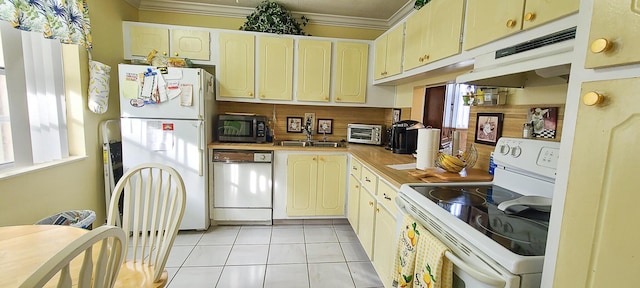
[464, 0, 578, 50]
[404, 0, 464, 71]
[554, 77, 640, 287]
[219, 33, 255, 98]
[334, 41, 368, 103]
[258, 36, 293, 100]
[374, 24, 404, 80]
[584, 0, 640, 68]
[128, 25, 210, 60]
[296, 39, 331, 102]
[464, 0, 525, 50]
[170, 29, 210, 60]
[521, 0, 580, 30]
[373, 205, 396, 288]
[286, 154, 346, 216]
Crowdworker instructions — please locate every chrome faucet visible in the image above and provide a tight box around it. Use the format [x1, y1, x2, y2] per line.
[304, 117, 313, 141]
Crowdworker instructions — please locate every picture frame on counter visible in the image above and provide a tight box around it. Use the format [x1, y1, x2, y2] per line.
[475, 113, 503, 146]
[287, 117, 303, 133]
[317, 119, 333, 134]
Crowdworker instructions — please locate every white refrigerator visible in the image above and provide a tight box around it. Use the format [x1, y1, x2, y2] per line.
[118, 64, 215, 230]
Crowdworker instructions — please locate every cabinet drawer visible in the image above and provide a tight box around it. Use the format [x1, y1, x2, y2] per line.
[361, 166, 378, 193]
[350, 158, 362, 179]
[377, 180, 398, 216]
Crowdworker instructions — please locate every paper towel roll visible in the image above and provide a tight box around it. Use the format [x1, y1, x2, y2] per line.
[416, 128, 440, 170]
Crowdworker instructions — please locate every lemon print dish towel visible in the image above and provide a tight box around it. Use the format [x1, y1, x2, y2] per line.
[414, 228, 453, 288]
[392, 214, 422, 288]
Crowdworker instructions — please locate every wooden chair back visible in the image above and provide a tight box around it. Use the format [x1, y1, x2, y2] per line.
[20, 225, 126, 288]
[106, 163, 186, 285]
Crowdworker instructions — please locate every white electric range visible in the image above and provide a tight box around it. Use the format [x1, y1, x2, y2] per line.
[397, 137, 560, 288]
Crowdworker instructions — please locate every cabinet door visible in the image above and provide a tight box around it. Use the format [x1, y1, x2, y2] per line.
[286, 155, 318, 216]
[297, 39, 331, 102]
[463, 0, 525, 50]
[385, 24, 404, 77]
[554, 78, 640, 287]
[584, 0, 640, 68]
[347, 175, 361, 233]
[170, 29, 210, 60]
[357, 190, 376, 259]
[129, 26, 169, 57]
[258, 36, 293, 100]
[219, 33, 255, 98]
[425, 0, 464, 64]
[403, 6, 429, 71]
[373, 34, 388, 80]
[373, 206, 397, 288]
[522, 0, 579, 30]
[316, 155, 347, 215]
[334, 42, 368, 103]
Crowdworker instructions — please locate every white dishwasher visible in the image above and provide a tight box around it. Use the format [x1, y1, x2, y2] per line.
[212, 150, 273, 225]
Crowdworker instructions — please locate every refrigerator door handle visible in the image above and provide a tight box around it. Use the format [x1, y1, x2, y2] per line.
[198, 121, 204, 176]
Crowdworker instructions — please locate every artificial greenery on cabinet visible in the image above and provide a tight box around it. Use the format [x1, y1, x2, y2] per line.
[414, 0, 431, 10]
[240, 0, 309, 35]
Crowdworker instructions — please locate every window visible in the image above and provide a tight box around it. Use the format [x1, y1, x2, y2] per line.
[0, 22, 69, 171]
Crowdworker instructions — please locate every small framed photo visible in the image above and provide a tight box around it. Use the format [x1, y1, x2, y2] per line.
[287, 117, 303, 133]
[317, 119, 333, 134]
[475, 113, 503, 146]
[392, 109, 401, 124]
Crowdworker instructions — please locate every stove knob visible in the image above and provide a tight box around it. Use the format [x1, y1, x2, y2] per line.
[511, 146, 522, 158]
[492, 217, 503, 228]
[499, 144, 511, 155]
[503, 223, 514, 233]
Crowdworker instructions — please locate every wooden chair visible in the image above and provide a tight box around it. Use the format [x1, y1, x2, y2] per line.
[20, 225, 126, 288]
[106, 163, 186, 288]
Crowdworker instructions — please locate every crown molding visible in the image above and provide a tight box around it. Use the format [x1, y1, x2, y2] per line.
[123, 0, 141, 8]
[135, 0, 414, 30]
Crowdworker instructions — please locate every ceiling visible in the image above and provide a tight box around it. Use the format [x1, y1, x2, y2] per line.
[127, 0, 416, 29]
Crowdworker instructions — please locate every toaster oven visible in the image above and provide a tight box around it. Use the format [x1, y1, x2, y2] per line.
[347, 124, 384, 145]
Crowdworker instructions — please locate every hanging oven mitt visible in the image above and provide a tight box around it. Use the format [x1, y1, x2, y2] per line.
[88, 60, 111, 114]
[392, 214, 422, 288]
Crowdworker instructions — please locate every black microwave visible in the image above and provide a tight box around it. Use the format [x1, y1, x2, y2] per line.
[216, 114, 268, 143]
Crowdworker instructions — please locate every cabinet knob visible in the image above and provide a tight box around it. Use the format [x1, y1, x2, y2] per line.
[506, 19, 517, 28]
[352, 166, 358, 170]
[424, 54, 430, 61]
[369, 201, 374, 206]
[174, 52, 179, 56]
[376, 207, 380, 213]
[355, 185, 359, 189]
[324, 96, 329, 100]
[162, 51, 168, 56]
[260, 94, 265, 98]
[336, 97, 341, 101]
[312, 157, 316, 161]
[524, 12, 536, 21]
[583, 91, 605, 106]
[418, 56, 424, 62]
[248, 92, 253, 96]
[590, 38, 612, 53]
[383, 193, 391, 200]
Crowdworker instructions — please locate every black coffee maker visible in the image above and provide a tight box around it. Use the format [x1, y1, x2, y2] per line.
[390, 120, 419, 154]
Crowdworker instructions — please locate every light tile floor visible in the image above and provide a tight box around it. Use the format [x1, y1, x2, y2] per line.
[164, 224, 385, 288]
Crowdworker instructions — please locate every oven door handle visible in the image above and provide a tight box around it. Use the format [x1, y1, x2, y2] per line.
[445, 251, 506, 287]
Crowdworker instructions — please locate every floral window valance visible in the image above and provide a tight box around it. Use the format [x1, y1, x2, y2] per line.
[0, 0, 92, 49]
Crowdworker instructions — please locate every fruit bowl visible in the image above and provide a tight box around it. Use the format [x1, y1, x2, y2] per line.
[435, 143, 477, 173]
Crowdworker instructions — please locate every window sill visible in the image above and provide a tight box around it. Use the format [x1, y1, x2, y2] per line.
[0, 156, 88, 180]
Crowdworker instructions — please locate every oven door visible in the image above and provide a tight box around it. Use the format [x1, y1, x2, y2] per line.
[396, 196, 521, 288]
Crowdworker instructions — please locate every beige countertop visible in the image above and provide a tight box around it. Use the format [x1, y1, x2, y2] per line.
[208, 141, 425, 188]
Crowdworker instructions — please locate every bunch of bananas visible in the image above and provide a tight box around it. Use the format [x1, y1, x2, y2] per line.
[435, 143, 478, 173]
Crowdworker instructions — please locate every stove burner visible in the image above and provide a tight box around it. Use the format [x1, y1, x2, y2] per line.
[428, 188, 486, 206]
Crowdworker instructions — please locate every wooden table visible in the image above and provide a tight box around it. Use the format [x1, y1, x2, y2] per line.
[0, 225, 88, 287]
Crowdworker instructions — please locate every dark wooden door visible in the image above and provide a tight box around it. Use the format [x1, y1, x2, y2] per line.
[422, 86, 447, 138]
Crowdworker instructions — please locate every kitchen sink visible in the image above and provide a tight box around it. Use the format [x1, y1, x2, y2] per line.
[277, 140, 345, 148]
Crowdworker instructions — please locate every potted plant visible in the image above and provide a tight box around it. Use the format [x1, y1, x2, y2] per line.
[240, 0, 309, 35]
[414, 0, 430, 10]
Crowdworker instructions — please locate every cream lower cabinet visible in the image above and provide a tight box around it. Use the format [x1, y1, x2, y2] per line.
[286, 154, 346, 216]
[349, 157, 399, 288]
[373, 204, 397, 287]
[219, 33, 255, 98]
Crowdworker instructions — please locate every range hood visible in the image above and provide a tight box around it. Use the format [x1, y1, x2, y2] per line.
[456, 27, 576, 88]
